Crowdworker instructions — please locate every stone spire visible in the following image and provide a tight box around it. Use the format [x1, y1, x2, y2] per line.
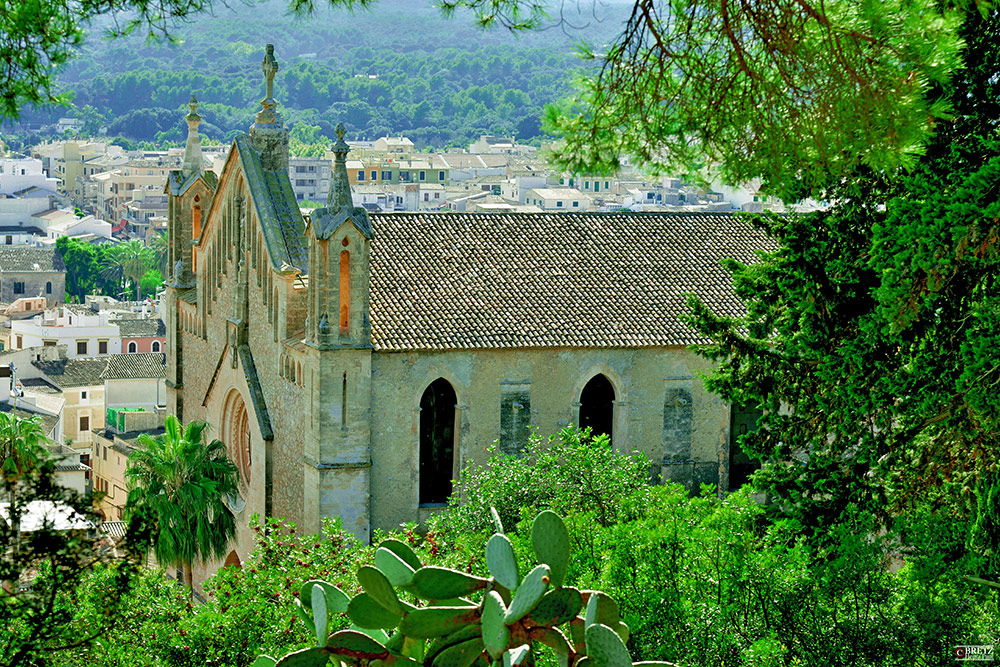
[182, 94, 203, 175]
[327, 123, 353, 210]
[249, 43, 289, 172]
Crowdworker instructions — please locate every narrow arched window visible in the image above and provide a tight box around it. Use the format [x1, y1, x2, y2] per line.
[151, 340, 161, 353]
[579, 374, 615, 444]
[192, 205, 202, 239]
[127, 341, 137, 353]
[341, 371, 348, 426]
[419, 378, 457, 506]
[46, 282, 52, 294]
[339, 250, 350, 333]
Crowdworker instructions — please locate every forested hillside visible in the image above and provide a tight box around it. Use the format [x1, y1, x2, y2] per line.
[12, 0, 623, 148]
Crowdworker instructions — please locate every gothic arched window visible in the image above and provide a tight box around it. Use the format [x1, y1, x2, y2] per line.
[579, 374, 615, 444]
[419, 379, 456, 506]
[339, 250, 350, 334]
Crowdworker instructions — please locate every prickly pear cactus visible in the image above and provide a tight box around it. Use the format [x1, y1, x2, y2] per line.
[255, 509, 675, 667]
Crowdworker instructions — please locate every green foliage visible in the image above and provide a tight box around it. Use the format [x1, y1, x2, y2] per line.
[124, 415, 239, 595]
[140, 269, 164, 300]
[682, 7, 1000, 541]
[1, 458, 137, 666]
[104, 240, 156, 302]
[264, 510, 657, 667]
[10, 0, 600, 149]
[444, 427, 652, 537]
[545, 0, 965, 200]
[0, 412, 47, 490]
[40, 447, 1000, 667]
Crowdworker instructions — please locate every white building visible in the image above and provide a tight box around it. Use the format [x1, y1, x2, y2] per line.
[524, 188, 592, 211]
[372, 136, 414, 154]
[500, 173, 546, 204]
[0, 157, 60, 197]
[10, 306, 123, 358]
[289, 156, 332, 203]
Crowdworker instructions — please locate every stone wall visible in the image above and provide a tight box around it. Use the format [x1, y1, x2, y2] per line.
[368, 346, 730, 531]
[0, 271, 65, 304]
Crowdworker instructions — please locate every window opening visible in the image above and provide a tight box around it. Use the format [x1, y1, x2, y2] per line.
[419, 378, 456, 506]
[339, 250, 350, 333]
[728, 404, 762, 490]
[579, 374, 615, 444]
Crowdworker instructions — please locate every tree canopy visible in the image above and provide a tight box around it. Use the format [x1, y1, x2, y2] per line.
[684, 7, 1000, 559]
[543, 0, 966, 199]
[4, 0, 976, 196]
[125, 415, 239, 595]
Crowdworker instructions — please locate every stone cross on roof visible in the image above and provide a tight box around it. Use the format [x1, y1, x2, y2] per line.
[262, 43, 278, 100]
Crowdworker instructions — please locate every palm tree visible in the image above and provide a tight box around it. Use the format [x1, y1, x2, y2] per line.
[0, 412, 48, 552]
[124, 415, 238, 596]
[149, 231, 169, 278]
[101, 240, 153, 301]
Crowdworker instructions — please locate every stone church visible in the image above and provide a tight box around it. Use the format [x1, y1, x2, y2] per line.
[164, 45, 770, 569]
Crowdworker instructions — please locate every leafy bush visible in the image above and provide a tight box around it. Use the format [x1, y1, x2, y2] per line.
[443, 427, 652, 537]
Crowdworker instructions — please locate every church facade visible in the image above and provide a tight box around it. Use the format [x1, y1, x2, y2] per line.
[164, 45, 770, 570]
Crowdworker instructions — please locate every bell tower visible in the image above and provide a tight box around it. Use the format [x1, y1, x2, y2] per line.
[301, 123, 374, 541]
[165, 94, 217, 424]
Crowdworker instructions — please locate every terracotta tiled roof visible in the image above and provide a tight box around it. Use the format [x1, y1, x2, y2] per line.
[115, 318, 166, 338]
[100, 353, 165, 380]
[32, 357, 109, 388]
[0, 247, 65, 273]
[367, 212, 774, 351]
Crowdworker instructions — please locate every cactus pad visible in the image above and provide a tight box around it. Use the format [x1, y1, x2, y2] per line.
[503, 564, 551, 625]
[376, 546, 417, 587]
[584, 623, 632, 667]
[524, 587, 582, 627]
[426, 624, 484, 664]
[326, 630, 391, 660]
[412, 566, 489, 600]
[300, 580, 350, 614]
[482, 591, 510, 659]
[502, 645, 530, 667]
[431, 637, 485, 667]
[359, 565, 405, 615]
[531, 627, 571, 667]
[349, 592, 403, 629]
[274, 647, 330, 667]
[584, 592, 620, 629]
[380, 538, 425, 571]
[490, 507, 504, 534]
[486, 534, 520, 591]
[251, 657, 277, 667]
[398, 606, 481, 638]
[614, 621, 629, 645]
[531, 511, 570, 588]
[311, 584, 328, 646]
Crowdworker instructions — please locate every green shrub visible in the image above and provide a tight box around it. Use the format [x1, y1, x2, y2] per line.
[443, 427, 653, 537]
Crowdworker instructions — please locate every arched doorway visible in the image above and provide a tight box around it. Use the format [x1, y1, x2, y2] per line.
[419, 379, 457, 506]
[579, 374, 615, 444]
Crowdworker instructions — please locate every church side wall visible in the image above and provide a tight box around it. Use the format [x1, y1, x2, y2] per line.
[368, 346, 729, 531]
[171, 176, 310, 589]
